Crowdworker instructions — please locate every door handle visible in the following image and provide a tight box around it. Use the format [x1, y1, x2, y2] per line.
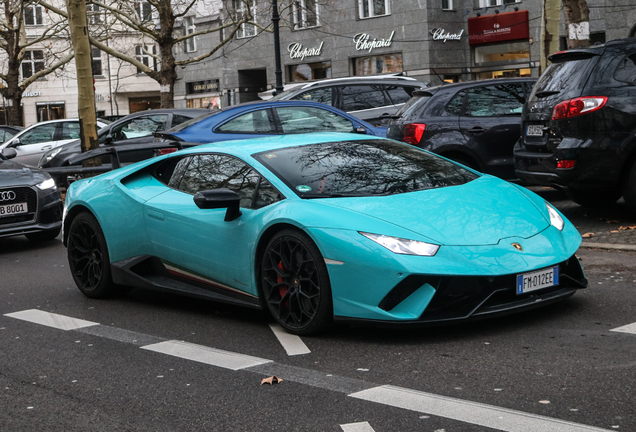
[41, 145, 53, 150]
[147, 210, 165, 221]
[467, 127, 485, 134]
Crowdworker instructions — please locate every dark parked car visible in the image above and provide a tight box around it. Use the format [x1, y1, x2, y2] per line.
[0, 148, 62, 241]
[154, 100, 386, 143]
[514, 38, 636, 211]
[268, 75, 427, 126]
[0, 125, 24, 144]
[39, 109, 209, 186]
[387, 78, 536, 180]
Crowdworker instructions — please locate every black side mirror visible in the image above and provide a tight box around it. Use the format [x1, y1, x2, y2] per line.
[105, 134, 114, 144]
[193, 188, 242, 221]
[1, 148, 17, 160]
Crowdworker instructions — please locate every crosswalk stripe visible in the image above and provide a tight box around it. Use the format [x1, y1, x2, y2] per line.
[349, 386, 611, 432]
[269, 323, 311, 356]
[141, 340, 272, 370]
[610, 322, 636, 335]
[3, 309, 98, 331]
[340, 421, 375, 431]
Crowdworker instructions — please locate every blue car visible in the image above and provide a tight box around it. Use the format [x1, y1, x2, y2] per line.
[154, 100, 386, 144]
[63, 133, 587, 335]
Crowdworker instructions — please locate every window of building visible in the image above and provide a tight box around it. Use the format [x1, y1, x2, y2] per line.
[135, 1, 152, 22]
[184, 17, 196, 52]
[352, 53, 402, 75]
[293, 0, 319, 29]
[135, 45, 158, 73]
[187, 97, 221, 109]
[87, 3, 102, 24]
[288, 62, 332, 82]
[233, 0, 256, 38]
[474, 41, 529, 66]
[442, 0, 453, 10]
[477, 0, 518, 6]
[36, 102, 65, 122]
[21, 50, 45, 79]
[358, 0, 390, 18]
[91, 47, 103, 76]
[25, 5, 43, 26]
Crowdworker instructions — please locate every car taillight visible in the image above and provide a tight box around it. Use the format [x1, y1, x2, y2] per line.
[403, 123, 426, 145]
[551, 96, 608, 120]
[557, 159, 576, 169]
[158, 148, 177, 155]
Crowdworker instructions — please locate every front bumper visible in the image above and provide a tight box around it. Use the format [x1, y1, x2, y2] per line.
[0, 186, 63, 239]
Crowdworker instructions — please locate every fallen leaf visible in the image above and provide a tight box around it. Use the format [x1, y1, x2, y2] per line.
[629, 225, 636, 230]
[619, 226, 629, 230]
[581, 233, 594, 238]
[261, 376, 283, 385]
[606, 220, 619, 224]
[611, 230, 619, 233]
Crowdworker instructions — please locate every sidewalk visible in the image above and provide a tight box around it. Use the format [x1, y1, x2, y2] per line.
[529, 187, 636, 249]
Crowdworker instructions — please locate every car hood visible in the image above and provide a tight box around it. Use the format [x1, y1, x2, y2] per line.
[318, 176, 550, 246]
[0, 159, 51, 186]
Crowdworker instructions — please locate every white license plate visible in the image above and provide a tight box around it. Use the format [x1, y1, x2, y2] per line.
[526, 125, 544, 137]
[0, 202, 28, 217]
[516, 266, 559, 294]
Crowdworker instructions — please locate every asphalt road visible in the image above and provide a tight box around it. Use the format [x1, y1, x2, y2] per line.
[1, 234, 635, 432]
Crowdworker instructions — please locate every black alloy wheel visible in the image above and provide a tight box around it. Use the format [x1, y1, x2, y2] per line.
[67, 212, 115, 298]
[261, 229, 332, 335]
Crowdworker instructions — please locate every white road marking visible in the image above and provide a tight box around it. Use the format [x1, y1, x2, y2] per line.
[340, 421, 375, 432]
[141, 340, 272, 370]
[269, 323, 311, 356]
[4, 309, 98, 331]
[610, 322, 636, 335]
[349, 386, 611, 432]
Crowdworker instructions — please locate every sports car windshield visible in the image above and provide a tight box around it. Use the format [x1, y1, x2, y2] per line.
[253, 139, 478, 198]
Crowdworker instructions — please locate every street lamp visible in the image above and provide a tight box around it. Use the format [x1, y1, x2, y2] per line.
[272, 0, 284, 94]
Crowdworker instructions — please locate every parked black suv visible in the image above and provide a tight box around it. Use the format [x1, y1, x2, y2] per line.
[387, 78, 536, 180]
[514, 38, 636, 211]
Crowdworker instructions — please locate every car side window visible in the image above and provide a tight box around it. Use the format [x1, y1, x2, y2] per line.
[110, 114, 169, 141]
[614, 53, 636, 84]
[172, 114, 193, 127]
[16, 124, 57, 145]
[465, 84, 526, 117]
[175, 154, 261, 208]
[0, 131, 5, 142]
[60, 122, 81, 140]
[445, 91, 466, 115]
[293, 88, 334, 106]
[275, 106, 354, 134]
[216, 109, 274, 134]
[385, 85, 417, 105]
[340, 85, 388, 111]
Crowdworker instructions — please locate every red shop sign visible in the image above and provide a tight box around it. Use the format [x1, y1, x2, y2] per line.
[468, 10, 529, 46]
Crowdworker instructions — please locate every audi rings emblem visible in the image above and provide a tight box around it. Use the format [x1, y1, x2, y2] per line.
[0, 190, 17, 201]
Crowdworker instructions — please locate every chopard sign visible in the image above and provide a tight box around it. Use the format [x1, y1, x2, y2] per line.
[288, 42, 324, 61]
[430, 28, 464, 42]
[353, 31, 395, 52]
[0, 191, 17, 201]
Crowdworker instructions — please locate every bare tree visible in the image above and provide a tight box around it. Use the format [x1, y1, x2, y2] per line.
[562, 0, 590, 49]
[0, 0, 73, 125]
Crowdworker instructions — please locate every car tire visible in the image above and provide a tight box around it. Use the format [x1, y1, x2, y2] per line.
[26, 227, 61, 242]
[623, 160, 636, 214]
[260, 229, 333, 336]
[565, 187, 621, 208]
[67, 212, 116, 298]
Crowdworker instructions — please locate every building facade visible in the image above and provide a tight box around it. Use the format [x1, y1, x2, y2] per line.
[174, 0, 636, 107]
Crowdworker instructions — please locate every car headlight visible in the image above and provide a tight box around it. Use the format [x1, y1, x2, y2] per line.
[36, 178, 57, 191]
[546, 202, 564, 231]
[360, 232, 439, 256]
[40, 147, 62, 166]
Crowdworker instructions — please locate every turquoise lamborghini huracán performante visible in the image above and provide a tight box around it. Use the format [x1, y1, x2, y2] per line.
[63, 133, 587, 335]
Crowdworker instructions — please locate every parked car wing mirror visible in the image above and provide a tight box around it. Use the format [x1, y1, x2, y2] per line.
[193, 189, 242, 221]
[104, 134, 114, 144]
[1, 148, 17, 160]
[354, 126, 368, 134]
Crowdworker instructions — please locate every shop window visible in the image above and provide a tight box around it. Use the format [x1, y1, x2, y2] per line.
[358, 0, 390, 18]
[135, 1, 152, 22]
[91, 47, 103, 76]
[135, 45, 158, 73]
[352, 53, 402, 75]
[340, 85, 388, 112]
[442, 0, 453, 10]
[474, 41, 529, 66]
[36, 102, 65, 122]
[187, 97, 221, 109]
[475, 68, 530, 80]
[233, 0, 256, 38]
[288, 62, 332, 82]
[184, 17, 197, 52]
[87, 4, 102, 24]
[444, 75, 461, 83]
[21, 50, 45, 79]
[293, 0, 319, 29]
[25, 5, 43, 26]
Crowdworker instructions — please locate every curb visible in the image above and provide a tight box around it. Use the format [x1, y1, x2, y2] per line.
[580, 242, 636, 251]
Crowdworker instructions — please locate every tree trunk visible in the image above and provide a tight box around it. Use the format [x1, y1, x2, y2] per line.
[159, 43, 177, 108]
[1, 30, 24, 126]
[66, 0, 99, 160]
[562, 0, 591, 49]
[541, 0, 561, 74]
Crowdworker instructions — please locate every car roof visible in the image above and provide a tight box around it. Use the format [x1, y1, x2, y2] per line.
[416, 77, 537, 95]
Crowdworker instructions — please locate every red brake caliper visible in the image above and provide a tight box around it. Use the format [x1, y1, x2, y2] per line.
[277, 261, 287, 299]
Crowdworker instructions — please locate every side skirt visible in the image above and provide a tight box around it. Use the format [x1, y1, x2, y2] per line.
[111, 255, 262, 310]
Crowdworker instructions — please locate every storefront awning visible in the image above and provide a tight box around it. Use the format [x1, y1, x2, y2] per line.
[468, 10, 529, 46]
